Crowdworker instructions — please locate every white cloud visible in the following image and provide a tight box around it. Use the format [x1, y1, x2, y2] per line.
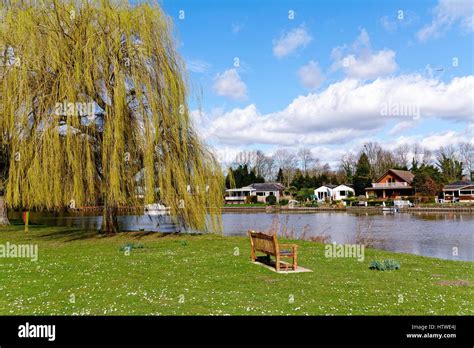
[196, 74, 474, 147]
[298, 61, 325, 89]
[342, 50, 398, 80]
[388, 120, 419, 135]
[331, 29, 398, 80]
[272, 26, 312, 58]
[417, 0, 474, 41]
[186, 59, 211, 73]
[212, 69, 248, 100]
[391, 129, 473, 152]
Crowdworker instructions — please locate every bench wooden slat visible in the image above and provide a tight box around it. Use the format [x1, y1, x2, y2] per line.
[248, 230, 298, 272]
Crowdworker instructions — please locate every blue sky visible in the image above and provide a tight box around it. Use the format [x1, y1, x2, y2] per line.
[151, 0, 473, 167]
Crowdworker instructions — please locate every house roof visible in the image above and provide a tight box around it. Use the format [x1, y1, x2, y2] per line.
[443, 181, 474, 190]
[226, 187, 256, 192]
[334, 184, 355, 191]
[315, 184, 337, 190]
[248, 182, 285, 191]
[375, 169, 414, 184]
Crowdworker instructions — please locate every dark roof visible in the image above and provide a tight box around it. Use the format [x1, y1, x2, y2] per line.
[375, 169, 414, 184]
[315, 184, 338, 189]
[249, 182, 285, 191]
[443, 181, 474, 190]
[338, 183, 353, 188]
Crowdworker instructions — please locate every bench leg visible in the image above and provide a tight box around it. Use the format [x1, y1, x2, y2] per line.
[294, 253, 298, 270]
[276, 255, 280, 272]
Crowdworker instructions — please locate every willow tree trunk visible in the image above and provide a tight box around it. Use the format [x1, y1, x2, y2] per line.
[101, 204, 119, 234]
[0, 195, 9, 225]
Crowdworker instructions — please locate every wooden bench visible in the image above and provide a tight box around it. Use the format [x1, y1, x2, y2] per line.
[248, 230, 298, 272]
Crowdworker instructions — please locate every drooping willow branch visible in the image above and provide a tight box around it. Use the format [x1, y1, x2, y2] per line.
[0, 0, 223, 233]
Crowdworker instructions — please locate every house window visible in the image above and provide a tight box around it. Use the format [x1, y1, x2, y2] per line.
[339, 190, 346, 196]
[460, 190, 473, 195]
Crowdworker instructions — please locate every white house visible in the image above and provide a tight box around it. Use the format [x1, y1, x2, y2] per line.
[333, 184, 355, 200]
[314, 184, 337, 202]
[314, 184, 354, 202]
[225, 183, 285, 204]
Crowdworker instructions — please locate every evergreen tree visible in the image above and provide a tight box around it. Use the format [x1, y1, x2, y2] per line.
[437, 154, 463, 184]
[353, 153, 372, 195]
[276, 168, 284, 184]
[226, 165, 265, 188]
[412, 164, 443, 196]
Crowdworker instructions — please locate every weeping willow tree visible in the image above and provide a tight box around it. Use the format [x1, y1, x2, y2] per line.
[0, 141, 8, 225]
[0, 0, 223, 233]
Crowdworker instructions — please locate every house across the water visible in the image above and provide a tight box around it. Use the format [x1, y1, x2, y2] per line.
[365, 169, 415, 199]
[314, 184, 354, 202]
[314, 184, 337, 202]
[225, 183, 285, 204]
[442, 181, 474, 202]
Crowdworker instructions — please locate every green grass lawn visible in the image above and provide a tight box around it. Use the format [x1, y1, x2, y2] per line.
[0, 222, 472, 315]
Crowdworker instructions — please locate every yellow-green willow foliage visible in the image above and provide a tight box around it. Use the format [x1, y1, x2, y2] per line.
[0, 0, 223, 233]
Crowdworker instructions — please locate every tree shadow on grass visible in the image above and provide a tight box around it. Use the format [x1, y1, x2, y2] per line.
[120, 231, 202, 240]
[36, 227, 198, 243]
[36, 227, 100, 242]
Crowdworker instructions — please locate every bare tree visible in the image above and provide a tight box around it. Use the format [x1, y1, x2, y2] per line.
[412, 143, 432, 166]
[361, 142, 394, 178]
[393, 144, 410, 168]
[297, 147, 315, 174]
[254, 150, 274, 180]
[272, 149, 298, 186]
[420, 148, 433, 165]
[438, 145, 457, 159]
[458, 142, 474, 178]
[233, 150, 274, 180]
[340, 153, 357, 183]
[233, 150, 253, 167]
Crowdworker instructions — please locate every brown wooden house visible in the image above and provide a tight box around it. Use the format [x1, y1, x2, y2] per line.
[365, 169, 415, 199]
[442, 181, 474, 202]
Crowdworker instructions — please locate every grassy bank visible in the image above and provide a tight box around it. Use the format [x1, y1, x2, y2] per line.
[0, 223, 472, 315]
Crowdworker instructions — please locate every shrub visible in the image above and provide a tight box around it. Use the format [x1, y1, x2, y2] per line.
[250, 195, 258, 204]
[119, 243, 144, 251]
[279, 199, 289, 206]
[305, 201, 318, 207]
[369, 259, 400, 271]
[284, 186, 297, 196]
[265, 195, 277, 205]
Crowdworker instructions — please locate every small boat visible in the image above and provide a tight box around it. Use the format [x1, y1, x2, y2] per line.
[144, 203, 170, 215]
[382, 202, 398, 213]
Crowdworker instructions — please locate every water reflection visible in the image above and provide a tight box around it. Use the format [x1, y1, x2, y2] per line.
[220, 212, 474, 262]
[7, 210, 474, 261]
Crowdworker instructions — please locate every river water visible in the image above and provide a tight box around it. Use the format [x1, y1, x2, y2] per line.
[9, 211, 474, 261]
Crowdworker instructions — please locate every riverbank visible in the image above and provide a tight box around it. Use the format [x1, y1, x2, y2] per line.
[222, 205, 474, 213]
[0, 223, 472, 315]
